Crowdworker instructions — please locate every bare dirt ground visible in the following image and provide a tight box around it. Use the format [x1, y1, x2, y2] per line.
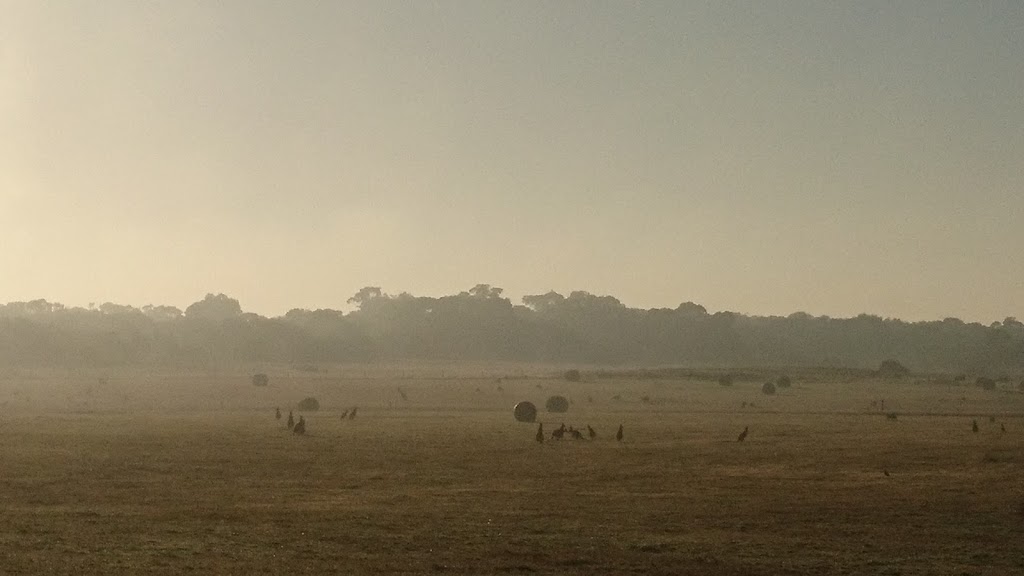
[0, 366, 1022, 575]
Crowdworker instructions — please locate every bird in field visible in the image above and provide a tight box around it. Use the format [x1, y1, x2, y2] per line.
[972, 420, 979, 433]
[738, 426, 749, 442]
[536, 423, 544, 444]
[616, 424, 624, 442]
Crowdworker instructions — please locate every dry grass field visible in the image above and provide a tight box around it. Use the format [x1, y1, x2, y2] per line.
[1, 365, 1023, 575]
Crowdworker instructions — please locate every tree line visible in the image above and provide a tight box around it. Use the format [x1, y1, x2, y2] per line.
[1, 285, 1022, 374]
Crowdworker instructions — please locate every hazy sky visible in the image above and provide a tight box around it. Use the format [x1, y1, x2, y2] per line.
[2, 1, 1022, 322]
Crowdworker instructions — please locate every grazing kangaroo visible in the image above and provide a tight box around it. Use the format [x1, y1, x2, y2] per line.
[287, 411, 295, 429]
[349, 407, 358, 420]
[340, 409, 348, 420]
[587, 425, 596, 439]
[293, 416, 306, 435]
[536, 423, 544, 444]
[275, 407, 281, 420]
[616, 424, 623, 442]
[738, 426, 749, 442]
[551, 427, 565, 440]
[972, 420, 979, 433]
[570, 429, 584, 440]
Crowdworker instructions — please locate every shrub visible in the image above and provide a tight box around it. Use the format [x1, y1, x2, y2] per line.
[718, 375, 734, 387]
[976, 377, 997, 391]
[251, 373, 269, 387]
[545, 395, 570, 413]
[762, 381, 776, 395]
[776, 375, 791, 388]
[297, 397, 320, 411]
[563, 369, 581, 382]
[877, 359, 910, 378]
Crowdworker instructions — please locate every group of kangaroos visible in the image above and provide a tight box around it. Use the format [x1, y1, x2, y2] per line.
[273, 405, 359, 435]
[536, 422, 749, 444]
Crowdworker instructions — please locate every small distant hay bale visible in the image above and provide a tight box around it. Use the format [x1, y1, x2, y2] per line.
[761, 381, 776, 395]
[513, 401, 537, 423]
[297, 397, 320, 411]
[546, 395, 570, 413]
[563, 369, 581, 382]
[251, 373, 269, 387]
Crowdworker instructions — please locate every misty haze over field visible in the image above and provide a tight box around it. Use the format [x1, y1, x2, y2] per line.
[3, 2, 1023, 324]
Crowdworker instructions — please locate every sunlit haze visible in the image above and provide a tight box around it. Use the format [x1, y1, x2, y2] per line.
[3, 1, 1022, 322]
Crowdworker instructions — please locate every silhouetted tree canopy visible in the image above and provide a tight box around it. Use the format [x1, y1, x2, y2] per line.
[1, 288, 1022, 374]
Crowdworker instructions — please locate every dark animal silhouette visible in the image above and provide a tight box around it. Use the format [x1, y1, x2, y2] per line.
[287, 411, 295, 429]
[738, 426, 749, 442]
[536, 423, 544, 444]
[587, 425, 597, 439]
[340, 409, 348, 419]
[989, 416, 996, 423]
[1001, 423, 1007, 433]
[275, 407, 281, 420]
[571, 429, 584, 440]
[616, 424, 623, 442]
[349, 407, 358, 420]
[883, 469, 890, 477]
[397, 387, 408, 401]
[551, 427, 565, 440]
[293, 416, 306, 435]
[972, 420, 979, 433]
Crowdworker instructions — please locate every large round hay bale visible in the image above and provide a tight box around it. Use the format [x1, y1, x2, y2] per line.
[513, 401, 537, 423]
[545, 395, 570, 413]
[251, 373, 269, 387]
[297, 397, 320, 411]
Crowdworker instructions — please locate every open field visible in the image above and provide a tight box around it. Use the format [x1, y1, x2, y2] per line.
[1, 366, 1023, 575]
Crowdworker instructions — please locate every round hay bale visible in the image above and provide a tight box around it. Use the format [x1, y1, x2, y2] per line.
[297, 397, 320, 411]
[545, 395, 570, 413]
[513, 401, 537, 423]
[251, 373, 269, 387]
[761, 381, 776, 395]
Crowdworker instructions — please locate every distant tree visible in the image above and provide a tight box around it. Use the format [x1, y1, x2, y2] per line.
[776, 375, 792, 388]
[252, 373, 269, 387]
[347, 286, 384, 310]
[564, 369, 581, 382]
[297, 397, 320, 411]
[675, 301, 708, 317]
[762, 381, 776, 395]
[98, 302, 141, 316]
[522, 291, 566, 312]
[466, 284, 504, 299]
[184, 293, 242, 322]
[142, 304, 183, 321]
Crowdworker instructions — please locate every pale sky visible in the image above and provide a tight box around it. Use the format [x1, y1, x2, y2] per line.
[2, 1, 1022, 322]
